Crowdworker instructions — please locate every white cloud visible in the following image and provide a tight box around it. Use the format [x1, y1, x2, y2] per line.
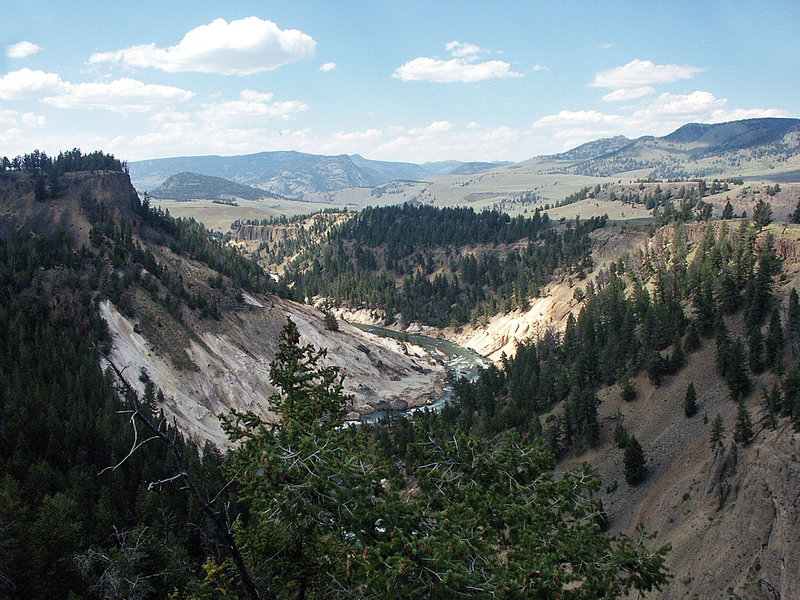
[0, 110, 19, 125]
[197, 90, 308, 127]
[374, 121, 522, 162]
[0, 68, 194, 113]
[590, 59, 704, 90]
[21, 112, 46, 127]
[325, 128, 383, 146]
[0, 109, 46, 128]
[632, 90, 725, 119]
[6, 41, 42, 58]
[240, 89, 274, 102]
[150, 111, 192, 124]
[533, 110, 627, 129]
[0, 69, 64, 100]
[532, 64, 549, 72]
[189, 90, 308, 130]
[445, 41, 481, 58]
[598, 42, 613, 50]
[601, 86, 655, 102]
[393, 41, 522, 83]
[709, 107, 791, 122]
[393, 57, 522, 83]
[409, 120, 455, 135]
[320, 62, 337, 72]
[89, 17, 316, 76]
[44, 78, 194, 113]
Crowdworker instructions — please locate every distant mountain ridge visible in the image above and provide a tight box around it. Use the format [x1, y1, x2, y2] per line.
[129, 151, 373, 198]
[128, 151, 507, 198]
[559, 117, 800, 178]
[662, 118, 800, 155]
[128, 118, 800, 206]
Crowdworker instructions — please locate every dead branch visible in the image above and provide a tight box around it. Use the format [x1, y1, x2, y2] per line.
[95, 347, 268, 600]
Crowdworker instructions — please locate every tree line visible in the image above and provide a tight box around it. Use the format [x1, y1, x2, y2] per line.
[0, 148, 125, 174]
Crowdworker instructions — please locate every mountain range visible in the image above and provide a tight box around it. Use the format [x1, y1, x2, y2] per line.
[128, 151, 509, 198]
[551, 117, 800, 179]
[130, 118, 800, 210]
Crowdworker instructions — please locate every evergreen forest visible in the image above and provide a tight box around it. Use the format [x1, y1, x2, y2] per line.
[281, 204, 604, 327]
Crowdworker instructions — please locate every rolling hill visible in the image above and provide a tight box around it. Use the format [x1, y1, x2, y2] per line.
[148, 171, 288, 203]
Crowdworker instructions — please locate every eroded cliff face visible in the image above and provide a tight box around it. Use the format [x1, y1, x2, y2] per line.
[622, 423, 800, 600]
[100, 294, 445, 448]
[0, 170, 139, 245]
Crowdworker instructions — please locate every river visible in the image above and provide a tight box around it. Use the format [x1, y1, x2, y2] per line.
[352, 323, 492, 423]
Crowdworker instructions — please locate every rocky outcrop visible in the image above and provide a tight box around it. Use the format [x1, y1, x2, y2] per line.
[0, 170, 139, 245]
[706, 442, 738, 511]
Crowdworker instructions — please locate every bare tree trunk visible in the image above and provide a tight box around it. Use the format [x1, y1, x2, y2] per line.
[98, 351, 269, 600]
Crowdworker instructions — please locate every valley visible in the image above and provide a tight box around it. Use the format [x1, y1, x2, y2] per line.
[3, 118, 800, 598]
[3, 0, 800, 594]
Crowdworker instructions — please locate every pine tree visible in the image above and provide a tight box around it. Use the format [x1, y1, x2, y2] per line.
[614, 414, 630, 449]
[787, 288, 800, 356]
[670, 333, 685, 373]
[790, 199, 800, 224]
[223, 319, 671, 598]
[710, 413, 726, 449]
[725, 337, 750, 400]
[684, 382, 698, 418]
[734, 402, 754, 445]
[718, 274, 741, 314]
[722, 201, 734, 220]
[695, 280, 716, 335]
[783, 364, 800, 424]
[753, 199, 773, 229]
[684, 320, 701, 353]
[765, 307, 784, 372]
[624, 434, 647, 485]
[620, 376, 637, 402]
[761, 385, 780, 430]
[715, 319, 731, 377]
[748, 326, 763, 374]
[323, 310, 339, 331]
[33, 173, 47, 201]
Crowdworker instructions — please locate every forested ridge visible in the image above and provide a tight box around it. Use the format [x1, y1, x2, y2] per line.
[0, 231, 228, 598]
[0, 162, 284, 598]
[280, 204, 605, 327]
[416, 220, 800, 463]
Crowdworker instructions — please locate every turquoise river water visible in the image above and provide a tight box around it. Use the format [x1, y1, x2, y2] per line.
[352, 323, 492, 422]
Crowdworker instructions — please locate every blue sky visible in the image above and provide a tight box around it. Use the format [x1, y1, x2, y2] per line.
[1, 0, 798, 163]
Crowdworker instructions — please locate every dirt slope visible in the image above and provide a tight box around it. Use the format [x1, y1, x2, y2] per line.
[101, 294, 446, 448]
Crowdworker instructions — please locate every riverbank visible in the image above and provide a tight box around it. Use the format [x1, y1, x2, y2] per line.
[349, 323, 491, 423]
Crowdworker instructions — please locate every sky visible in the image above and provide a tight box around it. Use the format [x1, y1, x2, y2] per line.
[1, 0, 798, 164]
